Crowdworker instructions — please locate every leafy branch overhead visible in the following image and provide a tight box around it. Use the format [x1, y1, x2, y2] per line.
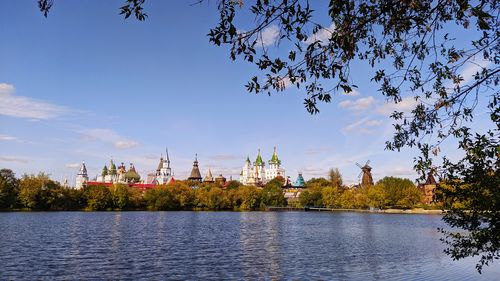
[38, 0, 148, 21]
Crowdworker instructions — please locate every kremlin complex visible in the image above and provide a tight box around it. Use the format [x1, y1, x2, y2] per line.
[75, 147, 305, 190]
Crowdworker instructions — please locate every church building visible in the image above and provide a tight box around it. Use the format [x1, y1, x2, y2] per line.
[75, 161, 88, 189]
[153, 148, 174, 185]
[240, 147, 285, 186]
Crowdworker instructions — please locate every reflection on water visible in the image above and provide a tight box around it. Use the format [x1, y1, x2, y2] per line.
[0, 212, 498, 280]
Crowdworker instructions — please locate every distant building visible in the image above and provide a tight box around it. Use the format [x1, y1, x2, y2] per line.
[283, 172, 307, 204]
[76, 149, 176, 189]
[203, 168, 214, 183]
[240, 147, 285, 186]
[97, 161, 140, 183]
[419, 171, 438, 204]
[294, 173, 306, 187]
[153, 148, 174, 185]
[75, 161, 88, 189]
[188, 154, 202, 182]
[215, 174, 226, 186]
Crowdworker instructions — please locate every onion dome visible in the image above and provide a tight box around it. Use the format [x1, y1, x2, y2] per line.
[125, 163, 141, 182]
[188, 154, 202, 182]
[109, 160, 117, 176]
[294, 173, 305, 187]
[254, 149, 264, 166]
[268, 146, 281, 165]
[101, 165, 108, 177]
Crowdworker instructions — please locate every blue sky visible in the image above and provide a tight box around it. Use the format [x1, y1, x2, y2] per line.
[0, 1, 491, 185]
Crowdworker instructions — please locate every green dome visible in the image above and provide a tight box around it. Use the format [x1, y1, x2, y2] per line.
[109, 160, 117, 175]
[101, 165, 108, 177]
[124, 170, 141, 182]
[269, 147, 281, 165]
[255, 149, 264, 166]
[125, 163, 140, 182]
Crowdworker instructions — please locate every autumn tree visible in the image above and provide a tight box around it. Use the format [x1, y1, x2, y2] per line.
[376, 176, 422, 209]
[18, 173, 59, 210]
[328, 168, 343, 189]
[110, 184, 129, 210]
[321, 186, 340, 208]
[262, 177, 287, 206]
[0, 169, 19, 209]
[84, 185, 112, 211]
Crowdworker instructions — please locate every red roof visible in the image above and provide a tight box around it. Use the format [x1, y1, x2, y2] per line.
[86, 181, 156, 189]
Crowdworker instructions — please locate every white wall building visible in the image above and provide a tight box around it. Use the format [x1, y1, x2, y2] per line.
[154, 149, 173, 185]
[75, 161, 88, 189]
[240, 147, 285, 186]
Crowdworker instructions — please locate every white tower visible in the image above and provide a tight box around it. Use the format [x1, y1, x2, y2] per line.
[240, 156, 253, 185]
[75, 161, 88, 189]
[155, 148, 173, 184]
[254, 149, 266, 184]
[266, 146, 285, 181]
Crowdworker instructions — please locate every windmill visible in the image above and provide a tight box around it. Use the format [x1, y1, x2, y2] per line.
[356, 160, 374, 187]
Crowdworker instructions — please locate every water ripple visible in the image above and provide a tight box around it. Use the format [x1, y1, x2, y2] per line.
[0, 211, 499, 280]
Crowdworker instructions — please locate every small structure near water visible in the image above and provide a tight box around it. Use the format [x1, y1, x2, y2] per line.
[418, 171, 439, 204]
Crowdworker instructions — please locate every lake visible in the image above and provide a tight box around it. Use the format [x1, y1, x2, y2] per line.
[0, 211, 499, 280]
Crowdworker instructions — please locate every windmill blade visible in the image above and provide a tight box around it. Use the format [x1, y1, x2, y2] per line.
[356, 162, 363, 168]
[358, 171, 363, 178]
[366, 160, 371, 166]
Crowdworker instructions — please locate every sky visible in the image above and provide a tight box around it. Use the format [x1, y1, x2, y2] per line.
[0, 1, 492, 185]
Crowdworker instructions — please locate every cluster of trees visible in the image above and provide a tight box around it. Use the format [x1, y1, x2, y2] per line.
[296, 173, 424, 210]
[0, 169, 288, 211]
[1, 168, 428, 212]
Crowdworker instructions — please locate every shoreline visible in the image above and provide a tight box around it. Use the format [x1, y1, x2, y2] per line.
[267, 206, 444, 214]
[1, 208, 444, 214]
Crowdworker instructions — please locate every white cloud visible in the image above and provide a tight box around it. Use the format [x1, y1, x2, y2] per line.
[81, 128, 139, 150]
[114, 140, 140, 149]
[343, 117, 383, 134]
[375, 96, 418, 116]
[0, 156, 28, 163]
[339, 96, 375, 111]
[256, 25, 280, 47]
[0, 134, 17, 141]
[65, 163, 81, 168]
[459, 60, 491, 85]
[301, 166, 327, 177]
[305, 147, 334, 155]
[390, 167, 415, 176]
[342, 88, 360, 96]
[0, 83, 15, 94]
[0, 83, 68, 120]
[305, 23, 336, 44]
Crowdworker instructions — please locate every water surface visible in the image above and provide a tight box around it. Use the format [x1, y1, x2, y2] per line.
[1, 212, 498, 280]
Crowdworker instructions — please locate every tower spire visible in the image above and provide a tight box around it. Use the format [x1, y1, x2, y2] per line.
[166, 147, 170, 168]
[188, 154, 202, 182]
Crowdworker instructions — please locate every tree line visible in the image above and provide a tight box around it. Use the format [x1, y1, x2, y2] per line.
[293, 174, 425, 210]
[0, 168, 438, 211]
